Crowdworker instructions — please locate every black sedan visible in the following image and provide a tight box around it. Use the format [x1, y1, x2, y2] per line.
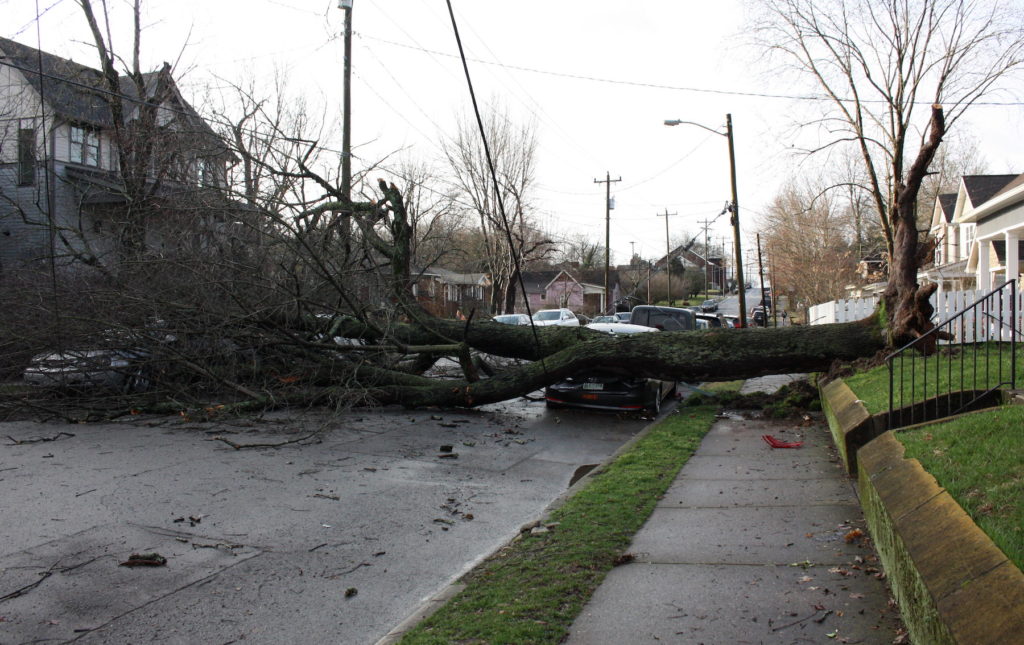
[544, 323, 676, 413]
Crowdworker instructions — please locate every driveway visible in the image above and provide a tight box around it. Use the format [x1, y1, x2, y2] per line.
[0, 399, 653, 644]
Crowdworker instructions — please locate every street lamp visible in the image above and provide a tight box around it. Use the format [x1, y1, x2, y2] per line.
[664, 114, 747, 327]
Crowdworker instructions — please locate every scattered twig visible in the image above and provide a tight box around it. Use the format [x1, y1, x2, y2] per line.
[771, 609, 822, 632]
[6, 431, 75, 445]
[209, 430, 322, 450]
[0, 555, 103, 603]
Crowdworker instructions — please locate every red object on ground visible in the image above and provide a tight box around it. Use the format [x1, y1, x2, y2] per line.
[762, 434, 803, 449]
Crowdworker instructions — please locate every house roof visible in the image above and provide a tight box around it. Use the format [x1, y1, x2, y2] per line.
[937, 193, 957, 223]
[0, 37, 228, 157]
[962, 174, 1018, 209]
[421, 267, 489, 285]
[989, 172, 1024, 201]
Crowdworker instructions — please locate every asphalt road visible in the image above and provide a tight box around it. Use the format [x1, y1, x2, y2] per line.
[715, 286, 761, 317]
[0, 398, 656, 644]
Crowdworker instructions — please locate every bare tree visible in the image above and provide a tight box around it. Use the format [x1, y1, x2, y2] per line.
[753, 0, 1024, 342]
[760, 180, 859, 310]
[443, 101, 546, 314]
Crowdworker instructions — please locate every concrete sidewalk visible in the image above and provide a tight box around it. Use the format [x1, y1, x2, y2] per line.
[566, 375, 904, 644]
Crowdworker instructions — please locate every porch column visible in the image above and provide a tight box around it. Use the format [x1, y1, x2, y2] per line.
[1006, 230, 1020, 286]
[977, 238, 992, 290]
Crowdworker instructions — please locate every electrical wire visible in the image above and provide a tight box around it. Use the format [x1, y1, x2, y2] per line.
[359, 31, 1024, 107]
[445, 0, 551, 370]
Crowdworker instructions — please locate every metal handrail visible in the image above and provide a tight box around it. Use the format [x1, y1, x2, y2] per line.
[886, 280, 1018, 430]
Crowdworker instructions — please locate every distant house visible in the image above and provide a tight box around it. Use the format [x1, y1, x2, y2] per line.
[517, 269, 617, 315]
[0, 36, 235, 273]
[411, 267, 491, 318]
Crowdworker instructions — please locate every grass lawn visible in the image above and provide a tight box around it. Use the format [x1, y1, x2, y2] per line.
[844, 343, 1024, 414]
[898, 406, 1024, 570]
[843, 354, 1023, 570]
[397, 402, 725, 644]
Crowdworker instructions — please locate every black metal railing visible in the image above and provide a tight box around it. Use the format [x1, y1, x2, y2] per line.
[886, 280, 1020, 430]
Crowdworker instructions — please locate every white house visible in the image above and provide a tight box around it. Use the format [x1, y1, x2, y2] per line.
[920, 174, 1018, 294]
[960, 173, 1024, 291]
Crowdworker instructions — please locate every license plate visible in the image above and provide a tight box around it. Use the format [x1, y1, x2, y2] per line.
[582, 382, 604, 391]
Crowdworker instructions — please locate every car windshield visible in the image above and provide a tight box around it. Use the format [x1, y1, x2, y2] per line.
[533, 311, 561, 321]
[592, 315, 615, 323]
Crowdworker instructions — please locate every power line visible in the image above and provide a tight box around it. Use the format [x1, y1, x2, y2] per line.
[357, 32, 1024, 107]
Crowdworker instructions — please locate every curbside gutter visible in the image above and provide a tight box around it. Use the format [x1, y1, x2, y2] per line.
[374, 405, 672, 645]
[820, 379, 1024, 645]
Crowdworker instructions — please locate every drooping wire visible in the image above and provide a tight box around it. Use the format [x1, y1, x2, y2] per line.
[444, 0, 551, 370]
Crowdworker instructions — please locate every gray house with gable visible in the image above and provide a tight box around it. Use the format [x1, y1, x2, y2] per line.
[0, 36, 234, 274]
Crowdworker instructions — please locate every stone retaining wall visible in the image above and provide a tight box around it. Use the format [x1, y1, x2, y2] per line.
[820, 379, 1024, 644]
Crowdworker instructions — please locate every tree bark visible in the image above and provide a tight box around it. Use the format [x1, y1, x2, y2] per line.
[883, 105, 946, 346]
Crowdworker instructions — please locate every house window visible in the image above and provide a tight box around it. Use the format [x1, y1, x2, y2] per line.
[69, 125, 100, 166]
[18, 128, 36, 186]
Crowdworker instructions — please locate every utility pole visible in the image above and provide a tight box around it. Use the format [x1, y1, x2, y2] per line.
[699, 218, 712, 301]
[657, 209, 678, 305]
[340, 0, 353, 203]
[595, 172, 621, 313]
[629, 241, 636, 263]
[663, 114, 746, 325]
[726, 114, 746, 327]
[756, 232, 767, 324]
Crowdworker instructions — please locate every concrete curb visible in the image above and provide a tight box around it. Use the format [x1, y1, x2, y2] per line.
[821, 379, 1024, 645]
[373, 401, 677, 645]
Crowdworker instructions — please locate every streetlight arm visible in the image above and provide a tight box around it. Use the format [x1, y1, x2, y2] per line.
[663, 119, 726, 137]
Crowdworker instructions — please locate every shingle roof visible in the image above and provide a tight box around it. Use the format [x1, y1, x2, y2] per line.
[962, 175, 1018, 208]
[988, 172, 1024, 201]
[0, 37, 227, 156]
[938, 193, 957, 223]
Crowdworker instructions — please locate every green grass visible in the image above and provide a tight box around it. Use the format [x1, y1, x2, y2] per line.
[898, 407, 1024, 570]
[398, 405, 720, 644]
[844, 343, 1024, 414]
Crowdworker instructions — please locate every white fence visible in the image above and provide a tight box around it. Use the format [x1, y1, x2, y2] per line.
[808, 288, 1024, 343]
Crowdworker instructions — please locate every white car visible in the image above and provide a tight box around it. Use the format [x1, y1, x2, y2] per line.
[531, 308, 580, 327]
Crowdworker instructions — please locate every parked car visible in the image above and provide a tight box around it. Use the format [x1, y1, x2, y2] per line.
[531, 308, 580, 327]
[629, 305, 695, 331]
[24, 347, 152, 392]
[545, 323, 676, 413]
[694, 313, 723, 328]
[751, 306, 768, 326]
[492, 313, 531, 325]
[721, 315, 742, 328]
[700, 299, 718, 312]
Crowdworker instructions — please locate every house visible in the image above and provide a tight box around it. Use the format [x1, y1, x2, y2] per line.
[517, 269, 617, 315]
[919, 175, 1018, 293]
[0, 36, 234, 273]
[959, 172, 1024, 291]
[411, 267, 491, 318]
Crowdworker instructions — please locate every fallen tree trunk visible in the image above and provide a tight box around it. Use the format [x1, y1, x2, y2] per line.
[354, 317, 886, 408]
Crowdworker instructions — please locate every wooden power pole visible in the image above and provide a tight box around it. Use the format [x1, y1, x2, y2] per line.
[595, 172, 622, 313]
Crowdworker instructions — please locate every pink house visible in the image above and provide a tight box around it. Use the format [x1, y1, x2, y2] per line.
[519, 269, 616, 315]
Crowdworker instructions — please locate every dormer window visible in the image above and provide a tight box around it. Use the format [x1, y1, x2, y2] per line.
[69, 125, 100, 166]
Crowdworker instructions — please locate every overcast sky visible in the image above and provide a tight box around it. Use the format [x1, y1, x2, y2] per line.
[5, 0, 1024, 269]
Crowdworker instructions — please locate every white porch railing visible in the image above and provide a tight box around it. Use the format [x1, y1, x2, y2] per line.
[809, 288, 1024, 343]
